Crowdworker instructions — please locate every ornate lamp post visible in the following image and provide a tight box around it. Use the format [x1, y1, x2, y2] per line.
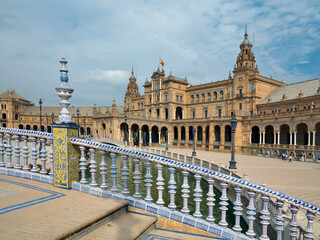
[83, 119, 86, 137]
[76, 109, 80, 135]
[124, 112, 128, 144]
[229, 114, 238, 169]
[39, 99, 42, 131]
[51, 112, 54, 123]
[192, 127, 196, 156]
[165, 130, 168, 151]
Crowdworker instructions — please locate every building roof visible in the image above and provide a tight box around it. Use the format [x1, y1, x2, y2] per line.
[260, 78, 320, 104]
[0, 90, 32, 103]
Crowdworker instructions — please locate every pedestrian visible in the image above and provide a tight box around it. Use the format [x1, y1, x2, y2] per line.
[289, 153, 293, 162]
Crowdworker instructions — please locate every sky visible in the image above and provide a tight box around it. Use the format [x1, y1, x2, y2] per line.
[1, 0, 319, 107]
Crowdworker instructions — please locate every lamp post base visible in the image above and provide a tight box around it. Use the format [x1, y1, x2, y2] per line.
[192, 151, 196, 157]
[229, 160, 237, 169]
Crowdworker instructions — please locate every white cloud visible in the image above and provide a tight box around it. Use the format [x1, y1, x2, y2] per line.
[83, 69, 129, 85]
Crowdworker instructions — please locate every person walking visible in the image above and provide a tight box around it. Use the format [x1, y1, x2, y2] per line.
[289, 153, 293, 162]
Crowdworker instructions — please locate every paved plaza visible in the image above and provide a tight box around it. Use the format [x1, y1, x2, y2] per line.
[153, 147, 320, 208]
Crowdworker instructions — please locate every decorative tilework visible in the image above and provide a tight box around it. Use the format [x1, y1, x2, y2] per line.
[208, 224, 222, 236]
[170, 212, 183, 222]
[182, 215, 196, 227]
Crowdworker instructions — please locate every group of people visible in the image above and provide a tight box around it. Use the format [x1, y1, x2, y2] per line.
[281, 153, 305, 162]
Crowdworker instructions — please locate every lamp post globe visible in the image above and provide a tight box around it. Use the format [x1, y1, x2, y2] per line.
[192, 128, 196, 156]
[229, 114, 238, 169]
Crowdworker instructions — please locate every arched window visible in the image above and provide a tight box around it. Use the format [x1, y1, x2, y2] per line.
[196, 94, 199, 103]
[202, 93, 205, 102]
[208, 93, 211, 101]
[220, 91, 224, 100]
[191, 95, 194, 103]
[214, 92, 217, 100]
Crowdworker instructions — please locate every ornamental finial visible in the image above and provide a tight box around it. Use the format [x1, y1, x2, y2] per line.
[55, 58, 74, 123]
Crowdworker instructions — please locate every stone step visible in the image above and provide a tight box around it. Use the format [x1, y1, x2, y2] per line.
[73, 210, 156, 240]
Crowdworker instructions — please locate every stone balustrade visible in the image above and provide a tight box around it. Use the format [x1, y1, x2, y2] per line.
[0, 127, 319, 240]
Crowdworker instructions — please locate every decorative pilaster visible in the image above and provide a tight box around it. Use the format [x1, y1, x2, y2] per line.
[30, 137, 38, 172]
[144, 160, 153, 203]
[260, 195, 270, 240]
[89, 148, 97, 187]
[0, 133, 5, 167]
[40, 138, 47, 174]
[5, 134, 13, 168]
[219, 182, 229, 227]
[168, 167, 176, 211]
[13, 135, 21, 169]
[22, 136, 30, 171]
[156, 163, 165, 206]
[79, 146, 87, 184]
[305, 211, 315, 240]
[232, 186, 243, 233]
[246, 191, 256, 238]
[100, 150, 107, 190]
[48, 138, 53, 176]
[206, 178, 215, 222]
[110, 152, 118, 192]
[181, 171, 190, 214]
[289, 205, 299, 240]
[133, 158, 141, 200]
[193, 174, 202, 219]
[275, 200, 284, 240]
[121, 155, 129, 196]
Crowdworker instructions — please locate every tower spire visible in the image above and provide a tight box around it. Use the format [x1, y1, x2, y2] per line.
[244, 24, 248, 39]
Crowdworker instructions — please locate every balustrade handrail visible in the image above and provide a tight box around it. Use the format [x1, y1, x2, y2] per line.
[0, 127, 52, 139]
[70, 137, 320, 215]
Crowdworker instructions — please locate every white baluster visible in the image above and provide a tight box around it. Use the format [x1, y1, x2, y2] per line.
[289, 205, 299, 240]
[6, 134, 13, 168]
[40, 138, 47, 174]
[121, 155, 129, 196]
[156, 163, 164, 206]
[144, 160, 153, 203]
[181, 171, 190, 214]
[13, 135, 21, 169]
[232, 186, 242, 233]
[219, 182, 228, 227]
[275, 200, 284, 240]
[100, 150, 107, 190]
[0, 133, 5, 167]
[79, 146, 87, 184]
[22, 136, 30, 171]
[89, 148, 97, 187]
[133, 158, 141, 200]
[246, 191, 256, 238]
[305, 211, 315, 240]
[206, 178, 215, 222]
[48, 138, 53, 176]
[193, 174, 202, 219]
[110, 152, 118, 192]
[260, 195, 270, 240]
[30, 137, 38, 172]
[168, 167, 176, 211]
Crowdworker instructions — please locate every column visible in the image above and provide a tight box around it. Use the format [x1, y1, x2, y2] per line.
[259, 132, 262, 144]
[312, 131, 316, 146]
[182, 110, 184, 119]
[158, 132, 161, 143]
[139, 130, 142, 144]
[290, 132, 292, 145]
[277, 132, 280, 145]
[249, 132, 252, 144]
[308, 131, 311, 146]
[52, 123, 79, 189]
[274, 133, 276, 145]
[294, 131, 297, 146]
[167, 132, 170, 145]
[128, 128, 131, 143]
[262, 132, 265, 144]
[149, 131, 152, 144]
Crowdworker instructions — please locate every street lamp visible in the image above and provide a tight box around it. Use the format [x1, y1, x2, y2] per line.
[165, 130, 168, 151]
[229, 114, 238, 169]
[76, 109, 80, 136]
[51, 112, 54, 123]
[39, 99, 42, 132]
[83, 119, 86, 138]
[124, 113, 128, 144]
[192, 128, 196, 156]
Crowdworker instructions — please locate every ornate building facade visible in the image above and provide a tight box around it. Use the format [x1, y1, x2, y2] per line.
[1, 30, 320, 159]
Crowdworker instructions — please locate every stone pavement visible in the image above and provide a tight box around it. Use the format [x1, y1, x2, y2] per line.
[152, 147, 320, 207]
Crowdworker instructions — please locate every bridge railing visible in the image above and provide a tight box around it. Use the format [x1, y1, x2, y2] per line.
[0, 127, 318, 239]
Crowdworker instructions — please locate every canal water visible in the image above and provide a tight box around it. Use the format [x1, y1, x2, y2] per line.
[83, 151, 248, 232]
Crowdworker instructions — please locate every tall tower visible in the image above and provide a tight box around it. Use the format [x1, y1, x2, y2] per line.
[124, 69, 140, 110]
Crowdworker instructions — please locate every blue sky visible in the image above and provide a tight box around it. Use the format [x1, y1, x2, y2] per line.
[1, 0, 319, 107]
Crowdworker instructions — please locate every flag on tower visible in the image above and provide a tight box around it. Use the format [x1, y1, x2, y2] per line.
[160, 58, 164, 67]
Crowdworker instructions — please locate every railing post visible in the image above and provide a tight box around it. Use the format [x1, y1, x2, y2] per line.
[40, 138, 47, 174]
[275, 200, 284, 240]
[206, 178, 215, 222]
[100, 150, 107, 190]
[110, 152, 118, 192]
[246, 191, 256, 238]
[22, 136, 30, 171]
[0, 133, 5, 167]
[156, 163, 165, 206]
[193, 174, 202, 219]
[181, 171, 190, 214]
[232, 186, 243, 233]
[133, 158, 141, 200]
[13, 135, 21, 169]
[30, 137, 38, 172]
[79, 146, 87, 184]
[305, 211, 315, 240]
[5, 134, 13, 168]
[289, 205, 299, 240]
[121, 155, 129, 196]
[219, 182, 228, 227]
[52, 123, 79, 188]
[89, 148, 97, 187]
[168, 167, 176, 211]
[144, 160, 153, 203]
[260, 195, 270, 240]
